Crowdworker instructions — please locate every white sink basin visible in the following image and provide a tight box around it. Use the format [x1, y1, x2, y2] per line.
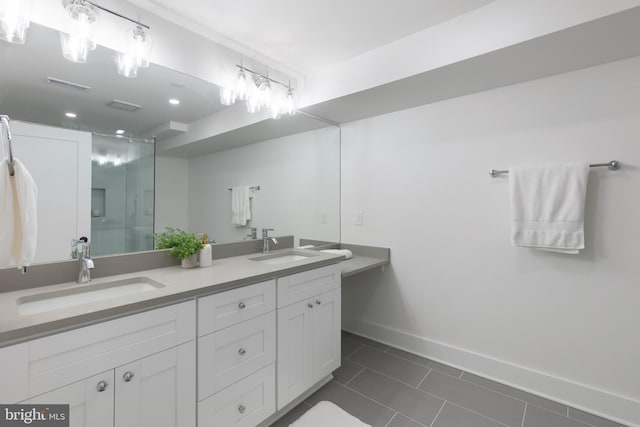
[16, 277, 165, 316]
[250, 251, 317, 265]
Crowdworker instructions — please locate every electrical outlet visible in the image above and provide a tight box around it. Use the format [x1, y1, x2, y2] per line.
[354, 211, 364, 225]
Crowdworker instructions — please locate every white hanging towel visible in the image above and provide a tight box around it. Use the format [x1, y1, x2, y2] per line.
[231, 186, 252, 226]
[0, 158, 38, 268]
[509, 163, 589, 254]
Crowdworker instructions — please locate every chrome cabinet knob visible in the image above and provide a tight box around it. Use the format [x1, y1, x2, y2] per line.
[123, 371, 135, 382]
[315, 300, 322, 305]
[307, 303, 314, 308]
[238, 302, 246, 309]
[96, 380, 108, 392]
[238, 348, 246, 356]
[238, 404, 246, 414]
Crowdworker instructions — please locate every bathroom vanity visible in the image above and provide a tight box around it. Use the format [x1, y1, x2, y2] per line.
[0, 249, 343, 427]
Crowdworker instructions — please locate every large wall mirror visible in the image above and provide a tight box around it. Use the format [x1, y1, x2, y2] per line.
[0, 23, 340, 266]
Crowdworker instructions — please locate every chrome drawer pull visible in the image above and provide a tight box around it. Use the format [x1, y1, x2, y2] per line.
[238, 302, 246, 309]
[238, 348, 247, 356]
[315, 300, 321, 305]
[123, 371, 135, 382]
[238, 404, 246, 414]
[307, 303, 314, 308]
[96, 380, 108, 392]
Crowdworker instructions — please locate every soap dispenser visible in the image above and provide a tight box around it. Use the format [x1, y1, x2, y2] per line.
[199, 233, 212, 267]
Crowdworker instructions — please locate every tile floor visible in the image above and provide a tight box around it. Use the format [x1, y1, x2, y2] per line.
[269, 331, 628, 427]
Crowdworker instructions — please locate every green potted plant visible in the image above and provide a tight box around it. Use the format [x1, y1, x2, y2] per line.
[154, 227, 204, 268]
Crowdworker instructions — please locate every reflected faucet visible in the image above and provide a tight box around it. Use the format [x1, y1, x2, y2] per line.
[262, 228, 278, 254]
[76, 241, 94, 284]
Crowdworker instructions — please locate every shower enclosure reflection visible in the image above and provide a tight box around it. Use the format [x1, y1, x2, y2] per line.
[90, 135, 155, 256]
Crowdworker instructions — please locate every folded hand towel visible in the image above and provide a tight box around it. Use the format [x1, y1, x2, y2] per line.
[290, 401, 371, 427]
[509, 163, 589, 254]
[231, 186, 252, 226]
[0, 158, 38, 268]
[320, 249, 353, 259]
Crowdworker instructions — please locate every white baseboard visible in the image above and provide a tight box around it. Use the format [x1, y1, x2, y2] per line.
[343, 317, 640, 427]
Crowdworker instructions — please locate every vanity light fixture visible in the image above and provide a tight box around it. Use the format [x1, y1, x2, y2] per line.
[65, 112, 77, 118]
[117, 25, 152, 78]
[169, 98, 180, 105]
[220, 64, 296, 119]
[116, 129, 125, 135]
[0, 0, 32, 44]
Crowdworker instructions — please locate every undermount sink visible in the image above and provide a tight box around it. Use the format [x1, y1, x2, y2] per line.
[249, 250, 318, 265]
[16, 277, 165, 316]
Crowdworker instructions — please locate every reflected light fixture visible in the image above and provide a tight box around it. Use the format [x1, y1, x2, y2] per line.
[60, 0, 98, 63]
[0, 0, 32, 44]
[65, 112, 77, 118]
[169, 98, 180, 105]
[116, 129, 125, 135]
[221, 64, 296, 119]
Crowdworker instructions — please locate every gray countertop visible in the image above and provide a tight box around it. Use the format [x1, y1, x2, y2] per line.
[0, 248, 343, 347]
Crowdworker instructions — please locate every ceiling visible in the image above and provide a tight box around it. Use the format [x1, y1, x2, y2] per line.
[0, 23, 224, 139]
[126, 0, 496, 74]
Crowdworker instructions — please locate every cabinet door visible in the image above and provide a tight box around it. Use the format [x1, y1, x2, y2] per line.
[24, 371, 114, 427]
[276, 299, 313, 410]
[115, 342, 196, 427]
[312, 288, 341, 380]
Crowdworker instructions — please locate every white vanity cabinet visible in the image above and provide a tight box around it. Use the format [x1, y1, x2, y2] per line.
[276, 264, 341, 410]
[197, 279, 277, 427]
[1, 300, 196, 427]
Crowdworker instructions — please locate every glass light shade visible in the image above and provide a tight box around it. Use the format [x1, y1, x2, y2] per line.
[116, 52, 138, 78]
[284, 88, 296, 115]
[0, 0, 32, 44]
[234, 68, 248, 101]
[219, 86, 236, 106]
[258, 80, 271, 108]
[61, 0, 97, 63]
[122, 25, 152, 69]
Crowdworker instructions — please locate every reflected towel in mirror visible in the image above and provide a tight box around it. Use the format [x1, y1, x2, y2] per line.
[0, 158, 38, 269]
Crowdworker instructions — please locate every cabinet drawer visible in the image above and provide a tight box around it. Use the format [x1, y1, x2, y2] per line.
[198, 280, 275, 336]
[277, 264, 341, 308]
[0, 343, 29, 403]
[198, 364, 275, 427]
[27, 300, 195, 397]
[198, 312, 275, 400]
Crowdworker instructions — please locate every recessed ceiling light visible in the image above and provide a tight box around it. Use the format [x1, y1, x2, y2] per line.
[65, 112, 77, 118]
[169, 98, 180, 105]
[116, 129, 125, 135]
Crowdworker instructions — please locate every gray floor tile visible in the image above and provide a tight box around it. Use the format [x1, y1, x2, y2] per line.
[333, 358, 365, 385]
[387, 347, 463, 378]
[342, 335, 364, 358]
[419, 370, 525, 427]
[387, 413, 426, 427]
[524, 405, 591, 427]
[348, 346, 429, 387]
[431, 402, 505, 427]
[568, 407, 629, 427]
[305, 380, 395, 427]
[268, 401, 312, 427]
[461, 372, 567, 415]
[343, 331, 391, 351]
[347, 369, 444, 426]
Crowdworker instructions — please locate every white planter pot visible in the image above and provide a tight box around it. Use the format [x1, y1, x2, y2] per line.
[181, 253, 198, 268]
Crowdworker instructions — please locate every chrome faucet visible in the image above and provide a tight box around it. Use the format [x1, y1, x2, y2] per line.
[77, 242, 94, 284]
[262, 228, 278, 254]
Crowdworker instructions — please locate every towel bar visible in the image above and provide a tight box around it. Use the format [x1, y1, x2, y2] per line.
[1, 115, 15, 177]
[489, 160, 621, 178]
[228, 185, 260, 191]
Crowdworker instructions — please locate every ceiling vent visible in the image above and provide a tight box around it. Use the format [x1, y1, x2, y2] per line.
[107, 99, 142, 112]
[46, 76, 92, 91]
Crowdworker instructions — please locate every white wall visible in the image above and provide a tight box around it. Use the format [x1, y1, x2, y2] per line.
[187, 127, 340, 245]
[155, 156, 190, 233]
[340, 56, 640, 425]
